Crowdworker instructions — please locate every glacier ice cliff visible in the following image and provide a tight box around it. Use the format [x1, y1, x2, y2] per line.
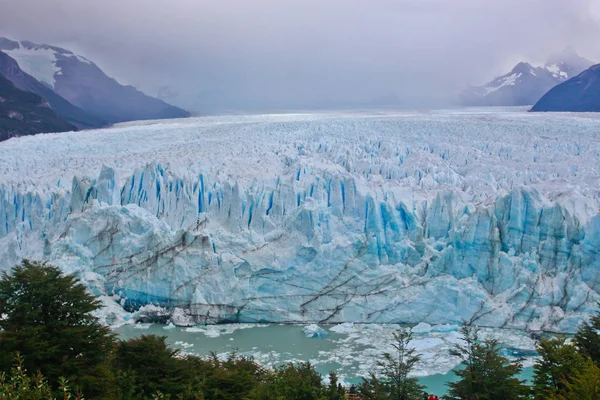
[1, 110, 600, 332]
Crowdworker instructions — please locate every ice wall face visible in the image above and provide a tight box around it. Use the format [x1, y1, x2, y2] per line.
[1, 111, 600, 332]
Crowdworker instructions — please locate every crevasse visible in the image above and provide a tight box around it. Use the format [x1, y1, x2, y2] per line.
[0, 162, 598, 332]
[0, 112, 599, 332]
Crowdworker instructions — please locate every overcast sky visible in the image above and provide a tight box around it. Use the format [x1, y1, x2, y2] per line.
[1, 0, 599, 113]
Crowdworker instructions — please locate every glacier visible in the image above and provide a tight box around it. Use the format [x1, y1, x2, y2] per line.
[1, 109, 600, 332]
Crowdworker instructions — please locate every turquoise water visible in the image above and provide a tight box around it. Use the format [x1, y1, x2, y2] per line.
[115, 323, 536, 395]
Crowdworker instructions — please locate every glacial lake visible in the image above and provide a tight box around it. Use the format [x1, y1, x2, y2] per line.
[115, 323, 536, 395]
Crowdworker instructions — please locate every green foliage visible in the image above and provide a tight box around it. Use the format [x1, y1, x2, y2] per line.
[7, 259, 600, 399]
[358, 373, 388, 400]
[360, 328, 425, 400]
[113, 334, 196, 399]
[0, 354, 80, 400]
[552, 358, 600, 400]
[0, 260, 115, 398]
[532, 336, 587, 399]
[250, 362, 326, 400]
[445, 325, 529, 400]
[381, 328, 425, 400]
[574, 304, 600, 366]
[188, 350, 267, 400]
[325, 371, 345, 400]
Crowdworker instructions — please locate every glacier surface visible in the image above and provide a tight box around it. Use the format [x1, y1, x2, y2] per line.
[1, 110, 600, 332]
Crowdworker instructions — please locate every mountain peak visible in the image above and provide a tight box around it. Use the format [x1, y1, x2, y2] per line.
[511, 62, 535, 74]
[545, 47, 593, 72]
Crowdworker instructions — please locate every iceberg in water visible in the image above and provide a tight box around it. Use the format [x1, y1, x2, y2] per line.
[411, 323, 433, 334]
[0, 111, 600, 332]
[303, 324, 329, 339]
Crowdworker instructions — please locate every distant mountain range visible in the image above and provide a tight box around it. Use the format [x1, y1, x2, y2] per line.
[0, 37, 189, 140]
[460, 48, 594, 107]
[532, 63, 600, 112]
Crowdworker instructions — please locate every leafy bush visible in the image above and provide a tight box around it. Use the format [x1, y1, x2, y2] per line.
[0, 260, 115, 398]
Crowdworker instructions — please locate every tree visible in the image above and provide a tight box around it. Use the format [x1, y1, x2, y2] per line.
[196, 350, 268, 400]
[574, 305, 600, 365]
[360, 328, 425, 400]
[445, 325, 528, 400]
[0, 260, 115, 398]
[326, 371, 345, 400]
[532, 336, 586, 399]
[249, 362, 326, 400]
[554, 358, 600, 400]
[0, 354, 81, 400]
[380, 328, 425, 400]
[358, 373, 388, 400]
[113, 335, 196, 399]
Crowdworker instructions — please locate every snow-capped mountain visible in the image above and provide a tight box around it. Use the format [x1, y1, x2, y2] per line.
[0, 50, 105, 129]
[0, 111, 599, 332]
[0, 37, 190, 124]
[460, 48, 594, 106]
[532, 63, 600, 112]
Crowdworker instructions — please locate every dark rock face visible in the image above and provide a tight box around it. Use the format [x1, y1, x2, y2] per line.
[0, 74, 75, 141]
[460, 49, 594, 107]
[0, 37, 190, 124]
[0, 51, 105, 129]
[531, 64, 600, 112]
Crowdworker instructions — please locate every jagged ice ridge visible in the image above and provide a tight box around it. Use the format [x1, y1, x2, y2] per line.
[1, 110, 600, 332]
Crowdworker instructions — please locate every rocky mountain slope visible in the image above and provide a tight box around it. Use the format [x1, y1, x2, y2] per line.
[0, 37, 190, 124]
[532, 64, 600, 112]
[0, 50, 105, 129]
[460, 48, 594, 106]
[0, 73, 75, 141]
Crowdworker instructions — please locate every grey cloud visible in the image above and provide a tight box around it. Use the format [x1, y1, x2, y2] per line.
[1, 0, 599, 113]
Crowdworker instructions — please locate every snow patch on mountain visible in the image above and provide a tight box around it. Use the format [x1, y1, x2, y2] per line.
[545, 64, 568, 79]
[3, 46, 61, 87]
[460, 49, 595, 107]
[484, 73, 522, 94]
[1, 39, 94, 89]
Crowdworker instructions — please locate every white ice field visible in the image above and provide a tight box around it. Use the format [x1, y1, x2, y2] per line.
[1, 109, 600, 332]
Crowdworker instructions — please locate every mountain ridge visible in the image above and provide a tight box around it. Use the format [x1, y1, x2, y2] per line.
[531, 63, 600, 112]
[0, 37, 190, 124]
[460, 48, 594, 107]
[0, 50, 105, 129]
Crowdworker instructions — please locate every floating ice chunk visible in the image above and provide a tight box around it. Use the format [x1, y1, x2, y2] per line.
[303, 324, 329, 339]
[363, 324, 384, 330]
[133, 323, 151, 330]
[410, 338, 444, 351]
[201, 328, 222, 338]
[431, 324, 460, 333]
[355, 337, 373, 345]
[330, 323, 356, 334]
[411, 322, 433, 334]
[163, 322, 176, 330]
[184, 327, 206, 333]
[174, 341, 194, 349]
